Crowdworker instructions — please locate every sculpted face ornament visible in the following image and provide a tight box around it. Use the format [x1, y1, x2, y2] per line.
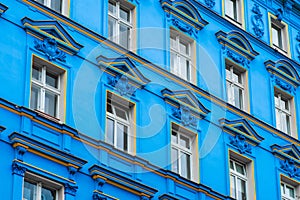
[34, 37, 66, 62]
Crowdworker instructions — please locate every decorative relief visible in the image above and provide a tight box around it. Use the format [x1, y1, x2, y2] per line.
[280, 159, 300, 178]
[34, 37, 66, 62]
[251, 4, 264, 38]
[274, 77, 295, 93]
[230, 134, 252, 154]
[108, 75, 136, 96]
[170, 18, 196, 37]
[296, 32, 300, 61]
[204, 0, 215, 8]
[172, 105, 197, 127]
[64, 183, 78, 196]
[226, 50, 247, 66]
[68, 165, 77, 180]
[275, 8, 283, 21]
[12, 162, 26, 176]
[15, 145, 27, 161]
[93, 193, 107, 200]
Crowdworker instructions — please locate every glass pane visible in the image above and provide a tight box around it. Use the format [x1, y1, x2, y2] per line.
[116, 123, 128, 151]
[180, 135, 190, 149]
[237, 178, 247, 200]
[120, 7, 130, 22]
[286, 185, 295, 198]
[283, 98, 290, 111]
[36, 0, 45, 4]
[274, 95, 279, 107]
[108, 1, 116, 15]
[170, 36, 176, 49]
[272, 25, 282, 48]
[45, 92, 57, 117]
[107, 103, 113, 114]
[171, 131, 177, 143]
[30, 86, 40, 110]
[235, 162, 245, 175]
[106, 118, 114, 145]
[171, 148, 178, 173]
[32, 67, 41, 81]
[170, 52, 177, 74]
[50, 0, 62, 13]
[179, 56, 187, 80]
[275, 108, 281, 130]
[119, 23, 130, 49]
[180, 153, 191, 179]
[232, 70, 241, 84]
[108, 16, 116, 39]
[230, 160, 234, 170]
[179, 41, 188, 55]
[233, 86, 243, 109]
[41, 186, 56, 200]
[284, 114, 291, 135]
[230, 175, 236, 198]
[226, 0, 237, 20]
[46, 71, 58, 88]
[23, 181, 37, 200]
[226, 67, 231, 79]
[226, 81, 232, 103]
[115, 106, 128, 120]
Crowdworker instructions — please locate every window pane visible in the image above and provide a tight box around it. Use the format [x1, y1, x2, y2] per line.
[286, 185, 295, 198]
[108, 16, 116, 39]
[45, 92, 57, 117]
[275, 108, 281, 130]
[230, 175, 236, 198]
[23, 181, 37, 200]
[179, 56, 188, 80]
[36, 0, 45, 4]
[41, 186, 56, 200]
[237, 178, 247, 200]
[108, 1, 116, 14]
[116, 123, 128, 151]
[115, 106, 128, 120]
[179, 41, 188, 55]
[180, 135, 190, 149]
[170, 36, 176, 49]
[226, 0, 237, 20]
[180, 153, 191, 179]
[30, 86, 40, 110]
[32, 67, 41, 81]
[230, 160, 234, 170]
[106, 118, 114, 145]
[171, 131, 178, 143]
[233, 86, 243, 109]
[272, 25, 282, 48]
[235, 162, 245, 175]
[50, 0, 62, 13]
[120, 7, 130, 22]
[171, 148, 178, 173]
[46, 71, 59, 88]
[119, 23, 130, 49]
[170, 52, 177, 74]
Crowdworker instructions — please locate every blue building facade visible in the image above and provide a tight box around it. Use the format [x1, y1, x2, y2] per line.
[1, 0, 300, 199]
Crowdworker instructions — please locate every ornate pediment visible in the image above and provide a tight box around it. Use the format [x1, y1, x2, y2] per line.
[216, 30, 259, 66]
[0, 3, 8, 17]
[97, 56, 150, 96]
[265, 60, 300, 91]
[160, 0, 208, 37]
[220, 118, 264, 147]
[162, 89, 209, 127]
[21, 17, 83, 55]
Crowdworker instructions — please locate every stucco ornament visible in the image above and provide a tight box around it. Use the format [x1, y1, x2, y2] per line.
[12, 162, 26, 176]
[280, 159, 300, 178]
[34, 37, 66, 62]
[226, 50, 247, 65]
[275, 78, 294, 93]
[229, 134, 252, 154]
[172, 105, 197, 127]
[204, 0, 215, 8]
[251, 4, 264, 38]
[64, 183, 78, 196]
[108, 75, 135, 96]
[170, 18, 196, 37]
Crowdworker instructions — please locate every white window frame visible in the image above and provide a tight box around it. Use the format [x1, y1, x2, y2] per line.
[23, 172, 64, 200]
[281, 182, 297, 200]
[30, 58, 64, 120]
[34, 0, 68, 15]
[270, 16, 289, 55]
[226, 63, 246, 111]
[106, 93, 133, 153]
[230, 159, 248, 200]
[171, 124, 195, 180]
[274, 90, 293, 136]
[108, 0, 133, 49]
[170, 29, 194, 82]
[225, 0, 243, 26]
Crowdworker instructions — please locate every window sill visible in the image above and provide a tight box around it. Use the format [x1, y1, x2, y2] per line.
[34, 109, 61, 123]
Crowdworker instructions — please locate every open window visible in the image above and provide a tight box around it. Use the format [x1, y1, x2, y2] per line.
[281, 175, 300, 200]
[269, 15, 289, 56]
[33, 0, 69, 15]
[224, 0, 244, 27]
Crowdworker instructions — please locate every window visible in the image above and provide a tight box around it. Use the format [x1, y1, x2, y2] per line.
[270, 17, 289, 54]
[108, 0, 134, 49]
[281, 182, 296, 200]
[23, 173, 63, 200]
[171, 124, 196, 180]
[170, 28, 194, 82]
[274, 89, 294, 135]
[226, 62, 247, 110]
[106, 92, 134, 152]
[34, 0, 67, 15]
[225, 0, 243, 25]
[230, 159, 247, 200]
[30, 57, 65, 120]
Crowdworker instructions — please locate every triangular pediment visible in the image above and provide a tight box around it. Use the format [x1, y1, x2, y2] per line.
[272, 144, 300, 161]
[96, 56, 150, 85]
[220, 118, 264, 143]
[161, 89, 209, 117]
[21, 17, 83, 54]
